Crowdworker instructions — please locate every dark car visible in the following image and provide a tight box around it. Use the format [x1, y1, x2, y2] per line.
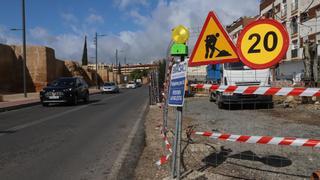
[40, 77, 89, 106]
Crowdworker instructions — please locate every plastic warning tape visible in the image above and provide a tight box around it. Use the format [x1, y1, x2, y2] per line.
[162, 133, 173, 153]
[194, 131, 320, 148]
[190, 84, 320, 97]
[156, 154, 171, 166]
[156, 133, 173, 166]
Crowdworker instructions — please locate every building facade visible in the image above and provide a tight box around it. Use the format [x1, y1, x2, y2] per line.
[260, 0, 320, 79]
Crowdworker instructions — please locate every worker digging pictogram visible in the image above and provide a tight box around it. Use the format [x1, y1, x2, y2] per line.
[205, 33, 232, 59]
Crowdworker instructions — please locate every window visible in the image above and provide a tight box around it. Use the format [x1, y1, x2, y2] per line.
[290, 16, 298, 35]
[291, 40, 298, 58]
[281, 4, 287, 17]
[291, 49, 298, 58]
[291, 0, 298, 11]
[300, 12, 309, 22]
[224, 62, 247, 70]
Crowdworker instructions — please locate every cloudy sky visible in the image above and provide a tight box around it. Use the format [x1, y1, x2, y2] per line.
[0, 0, 260, 64]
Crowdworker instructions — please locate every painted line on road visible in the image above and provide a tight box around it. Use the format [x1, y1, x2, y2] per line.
[107, 98, 149, 180]
[0, 94, 122, 137]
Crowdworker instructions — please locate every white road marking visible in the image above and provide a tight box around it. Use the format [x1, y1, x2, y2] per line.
[107, 99, 148, 180]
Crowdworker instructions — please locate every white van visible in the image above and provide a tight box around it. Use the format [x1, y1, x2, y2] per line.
[210, 62, 273, 108]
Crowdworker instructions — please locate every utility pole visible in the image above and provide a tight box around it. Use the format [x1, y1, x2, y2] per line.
[22, 0, 27, 97]
[94, 32, 106, 88]
[115, 49, 118, 83]
[95, 32, 98, 89]
[124, 56, 127, 82]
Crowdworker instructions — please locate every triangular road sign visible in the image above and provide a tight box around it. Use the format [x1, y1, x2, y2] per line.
[189, 11, 239, 67]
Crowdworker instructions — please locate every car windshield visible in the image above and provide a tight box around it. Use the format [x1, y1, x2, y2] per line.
[224, 62, 249, 70]
[104, 83, 115, 86]
[51, 78, 75, 87]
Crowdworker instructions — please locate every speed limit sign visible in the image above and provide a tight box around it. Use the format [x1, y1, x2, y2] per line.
[236, 19, 289, 69]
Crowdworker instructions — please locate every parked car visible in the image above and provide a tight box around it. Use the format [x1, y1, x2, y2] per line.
[101, 82, 120, 93]
[135, 82, 142, 87]
[40, 77, 89, 106]
[126, 81, 137, 89]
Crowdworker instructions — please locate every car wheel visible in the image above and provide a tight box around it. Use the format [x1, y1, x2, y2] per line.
[209, 92, 216, 102]
[72, 95, 78, 105]
[84, 93, 89, 103]
[216, 94, 224, 109]
[42, 102, 49, 107]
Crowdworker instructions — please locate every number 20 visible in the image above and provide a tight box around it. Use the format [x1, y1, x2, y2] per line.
[248, 31, 278, 53]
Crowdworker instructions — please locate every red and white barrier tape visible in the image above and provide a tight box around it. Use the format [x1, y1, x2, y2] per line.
[162, 133, 173, 153]
[194, 131, 320, 148]
[156, 133, 173, 166]
[156, 154, 171, 166]
[190, 84, 320, 97]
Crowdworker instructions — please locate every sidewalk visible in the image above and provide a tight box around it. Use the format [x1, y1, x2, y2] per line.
[0, 88, 101, 112]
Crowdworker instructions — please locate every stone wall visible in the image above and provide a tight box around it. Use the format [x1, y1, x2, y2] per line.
[11, 45, 59, 91]
[0, 44, 22, 92]
[0, 44, 112, 93]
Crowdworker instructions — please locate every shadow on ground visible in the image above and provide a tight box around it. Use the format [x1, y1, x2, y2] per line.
[191, 146, 308, 179]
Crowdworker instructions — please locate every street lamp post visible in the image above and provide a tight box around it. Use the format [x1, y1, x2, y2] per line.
[94, 32, 106, 89]
[22, 0, 27, 98]
[12, 0, 27, 97]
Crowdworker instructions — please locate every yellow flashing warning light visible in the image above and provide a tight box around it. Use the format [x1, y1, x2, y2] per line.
[171, 25, 190, 43]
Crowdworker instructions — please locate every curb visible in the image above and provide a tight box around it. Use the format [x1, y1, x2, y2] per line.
[0, 101, 41, 113]
[0, 91, 102, 113]
[107, 99, 149, 180]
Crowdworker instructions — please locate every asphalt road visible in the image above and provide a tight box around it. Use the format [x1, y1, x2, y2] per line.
[0, 87, 148, 180]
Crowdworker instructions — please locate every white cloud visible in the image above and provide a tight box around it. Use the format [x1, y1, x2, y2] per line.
[29, 27, 56, 44]
[114, 0, 148, 9]
[97, 0, 260, 63]
[53, 34, 84, 60]
[85, 13, 104, 24]
[0, 25, 22, 45]
[61, 12, 78, 23]
[129, 10, 149, 25]
[7, 0, 260, 64]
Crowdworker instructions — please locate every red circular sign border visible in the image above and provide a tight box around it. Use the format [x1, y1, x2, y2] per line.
[236, 18, 289, 69]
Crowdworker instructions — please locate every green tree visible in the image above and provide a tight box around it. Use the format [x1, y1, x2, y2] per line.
[81, 36, 88, 66]
[130, 69, 145, 80]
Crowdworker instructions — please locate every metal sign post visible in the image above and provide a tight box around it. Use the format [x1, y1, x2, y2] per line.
[168, 59, 187, 179]
[168, 25, 189, 180]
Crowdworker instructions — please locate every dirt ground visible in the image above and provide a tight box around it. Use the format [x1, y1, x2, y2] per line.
[135, 97, 320, 180]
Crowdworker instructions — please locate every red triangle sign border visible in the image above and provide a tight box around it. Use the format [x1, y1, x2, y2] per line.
[188, 11, 240, 67]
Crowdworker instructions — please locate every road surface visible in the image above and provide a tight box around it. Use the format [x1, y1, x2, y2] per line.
[0, 87, 148, 180]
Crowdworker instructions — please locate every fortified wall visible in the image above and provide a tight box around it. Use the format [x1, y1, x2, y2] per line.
[0, 44, 105, 93]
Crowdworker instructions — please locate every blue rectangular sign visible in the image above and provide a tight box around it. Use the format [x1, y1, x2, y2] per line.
[168, 61, 187, 107]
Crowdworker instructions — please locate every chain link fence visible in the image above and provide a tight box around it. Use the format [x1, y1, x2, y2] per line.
[161, 65, 320, 179]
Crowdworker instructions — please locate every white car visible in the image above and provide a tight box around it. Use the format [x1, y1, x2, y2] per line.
[101, 82, 120, 93]
[126, 82, 136, 89]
